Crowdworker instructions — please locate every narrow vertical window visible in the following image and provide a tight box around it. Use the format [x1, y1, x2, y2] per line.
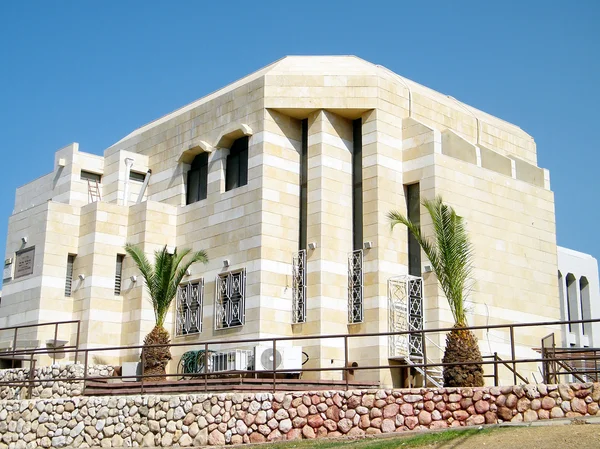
[225, 137, 249, 191]
[352, 119, 363, 251]
[186, 153, 209, 204]
[293, 119, 309, 324]
[65, 255, 75, 297]
[348, 119, 364, 324]
[566, 273, 577, 333]
[406, 183, 421, 277]
[580, 277, 591, 337]
[299, 119, 308, 251]
[114, 254, 124, 296]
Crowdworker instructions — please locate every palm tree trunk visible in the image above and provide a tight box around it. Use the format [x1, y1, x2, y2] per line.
[142, 325, 172, 382]
[442, 326, 484, 387]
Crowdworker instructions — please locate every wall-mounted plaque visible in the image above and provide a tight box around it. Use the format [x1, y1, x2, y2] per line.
[14, 247, 35, 279]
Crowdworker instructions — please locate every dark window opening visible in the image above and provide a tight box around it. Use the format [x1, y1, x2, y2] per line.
[187, 153, 209, 204]
[65, 254, 76, 297]
[352, 119, 363, 251]
[406, 183, 421, 277]
[299, 119, 308, 250]
[115, 254, 124, 296]
[225, 137, 249, 192]
[81, 171, 102, 183]
[129, 171, 146, 182]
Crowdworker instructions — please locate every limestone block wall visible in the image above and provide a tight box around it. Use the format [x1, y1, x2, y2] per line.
[0, 383, 598, 448]
[401, 114, 559, 379]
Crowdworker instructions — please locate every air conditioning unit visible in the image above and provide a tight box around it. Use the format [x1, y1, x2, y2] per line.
[254, 346, 302, 372]
[211, 349, 253, 373]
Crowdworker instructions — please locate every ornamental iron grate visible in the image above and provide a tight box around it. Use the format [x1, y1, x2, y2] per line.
[388, 275, 423, 358]
[215, 270, 246, 329]
[292, 250, 307, 323]
[176, 280, 204, 336]
[348, 249, 364, 323]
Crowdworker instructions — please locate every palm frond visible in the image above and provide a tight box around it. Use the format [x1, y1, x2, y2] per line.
[125, 244, 209, 327]
[389, 196, 473, 326]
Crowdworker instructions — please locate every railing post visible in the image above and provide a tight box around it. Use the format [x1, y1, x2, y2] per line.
[83, 350, 89, 396]
[74, 321, 81, 365]
[52, 322, 59, 364]
[422, 330, 428, 388]
[272, 339, 277, 393]
[509, 326, 517, 385]
[493, 352, 499, 386]
[141, 348, 145, 395]
[27, 353, 35, 399]
[344, 336, 349, 391]
[12, 327, 18, 369]
[204, 343, 208, 394]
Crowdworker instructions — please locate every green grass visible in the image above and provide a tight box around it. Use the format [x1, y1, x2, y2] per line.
[268, 427, 498, 449]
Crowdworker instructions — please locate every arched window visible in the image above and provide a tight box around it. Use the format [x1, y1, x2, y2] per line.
[566, 273, 578, 332]
[580, 277, 591, 337]
[187, 152, 209, 205]
[225, 137, 248, 191]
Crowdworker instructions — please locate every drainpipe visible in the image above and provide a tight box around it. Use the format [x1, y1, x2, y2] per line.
[123, 158, 134, 206]
[136, 170, 152, 204]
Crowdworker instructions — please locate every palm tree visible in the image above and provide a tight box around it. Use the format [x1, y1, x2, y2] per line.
[125, 244, 209, 381]
[388, 196, 484, 387]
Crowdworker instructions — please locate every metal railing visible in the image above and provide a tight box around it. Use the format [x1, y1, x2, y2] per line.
[1, 318, 600, 397]
[0, 320, 81, 367]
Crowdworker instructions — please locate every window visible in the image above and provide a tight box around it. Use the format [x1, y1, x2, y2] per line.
[348, 119, 364, 324]
[225, 137, 248, 191]
[176, 280, 204, 336]
[566, 273, 578, 332]
[215, 270, 246, 329]
[187, 153, 209, 204]
[348, 249, 364, 323]
[299, 119, 308, 251]
[114, 254, 124, 296]
[352, 119, 363, 251]
[293, 119, 309, 324]
[80, 171, 102, 182]
[580, 277, 591, 336]
[65, 255, 75, 297]
[129, 171, 146, 182]
[406, 183, 421, 277]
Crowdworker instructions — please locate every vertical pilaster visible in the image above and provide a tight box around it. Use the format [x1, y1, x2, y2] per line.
[354, 109, 406, 385]
[305, 110, 353, 379]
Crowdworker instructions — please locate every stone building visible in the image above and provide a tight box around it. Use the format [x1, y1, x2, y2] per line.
[557, 246, 600, 348]
[0, 56, 561, 386]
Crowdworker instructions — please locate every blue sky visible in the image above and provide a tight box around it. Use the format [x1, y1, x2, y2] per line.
[0, 0, 598, 278]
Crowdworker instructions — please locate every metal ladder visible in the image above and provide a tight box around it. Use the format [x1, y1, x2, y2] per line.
[407, 355, 444, 388]
[88, 180, 101, 203]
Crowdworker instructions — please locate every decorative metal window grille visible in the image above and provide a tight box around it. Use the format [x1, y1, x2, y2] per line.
[348, 249, 364, 323]
[114, 254, 124, 296]
[176, 280, 204, 336]
[292, 250, 307, 323]
[388, 275, 424, 358]
[65, 255, 75, 297]
[215, 270, 246, 329]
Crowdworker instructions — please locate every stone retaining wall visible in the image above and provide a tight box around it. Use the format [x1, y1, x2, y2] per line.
[0, 383, 599, 448]
[0, 364, 114, 400]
